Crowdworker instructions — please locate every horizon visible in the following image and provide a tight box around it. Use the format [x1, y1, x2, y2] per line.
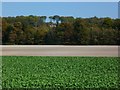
[2, 15, 117, 23]
[2, 2, 118, 19]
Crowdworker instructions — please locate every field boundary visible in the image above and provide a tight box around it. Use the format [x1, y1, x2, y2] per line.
[1, 45, 119, 57]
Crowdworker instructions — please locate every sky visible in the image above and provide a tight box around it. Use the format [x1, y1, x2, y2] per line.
[0, 2, 1, 16]
[1, 0, 120, 2]
[2, 2, 118, 19]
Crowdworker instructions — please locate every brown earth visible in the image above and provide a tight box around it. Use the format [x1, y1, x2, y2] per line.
[1, 45, 119, 57]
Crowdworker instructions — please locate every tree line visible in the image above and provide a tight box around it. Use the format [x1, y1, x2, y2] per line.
[2, 15, 120, 45]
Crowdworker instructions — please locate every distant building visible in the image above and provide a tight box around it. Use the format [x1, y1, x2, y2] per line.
[49, 23, 56, 28]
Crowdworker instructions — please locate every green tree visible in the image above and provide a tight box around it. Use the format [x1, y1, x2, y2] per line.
[53, 15, 60, 26]
[34, 25, 49, 44]
[73, 18, 87, 44]
[49, 16, 53, 23]
[102, 17, 113, 28]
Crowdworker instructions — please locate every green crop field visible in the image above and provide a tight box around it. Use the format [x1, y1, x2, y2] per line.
[2, 56, 119, 89]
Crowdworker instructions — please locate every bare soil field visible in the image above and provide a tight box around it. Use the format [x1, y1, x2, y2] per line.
[1, 45, 119, 56]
